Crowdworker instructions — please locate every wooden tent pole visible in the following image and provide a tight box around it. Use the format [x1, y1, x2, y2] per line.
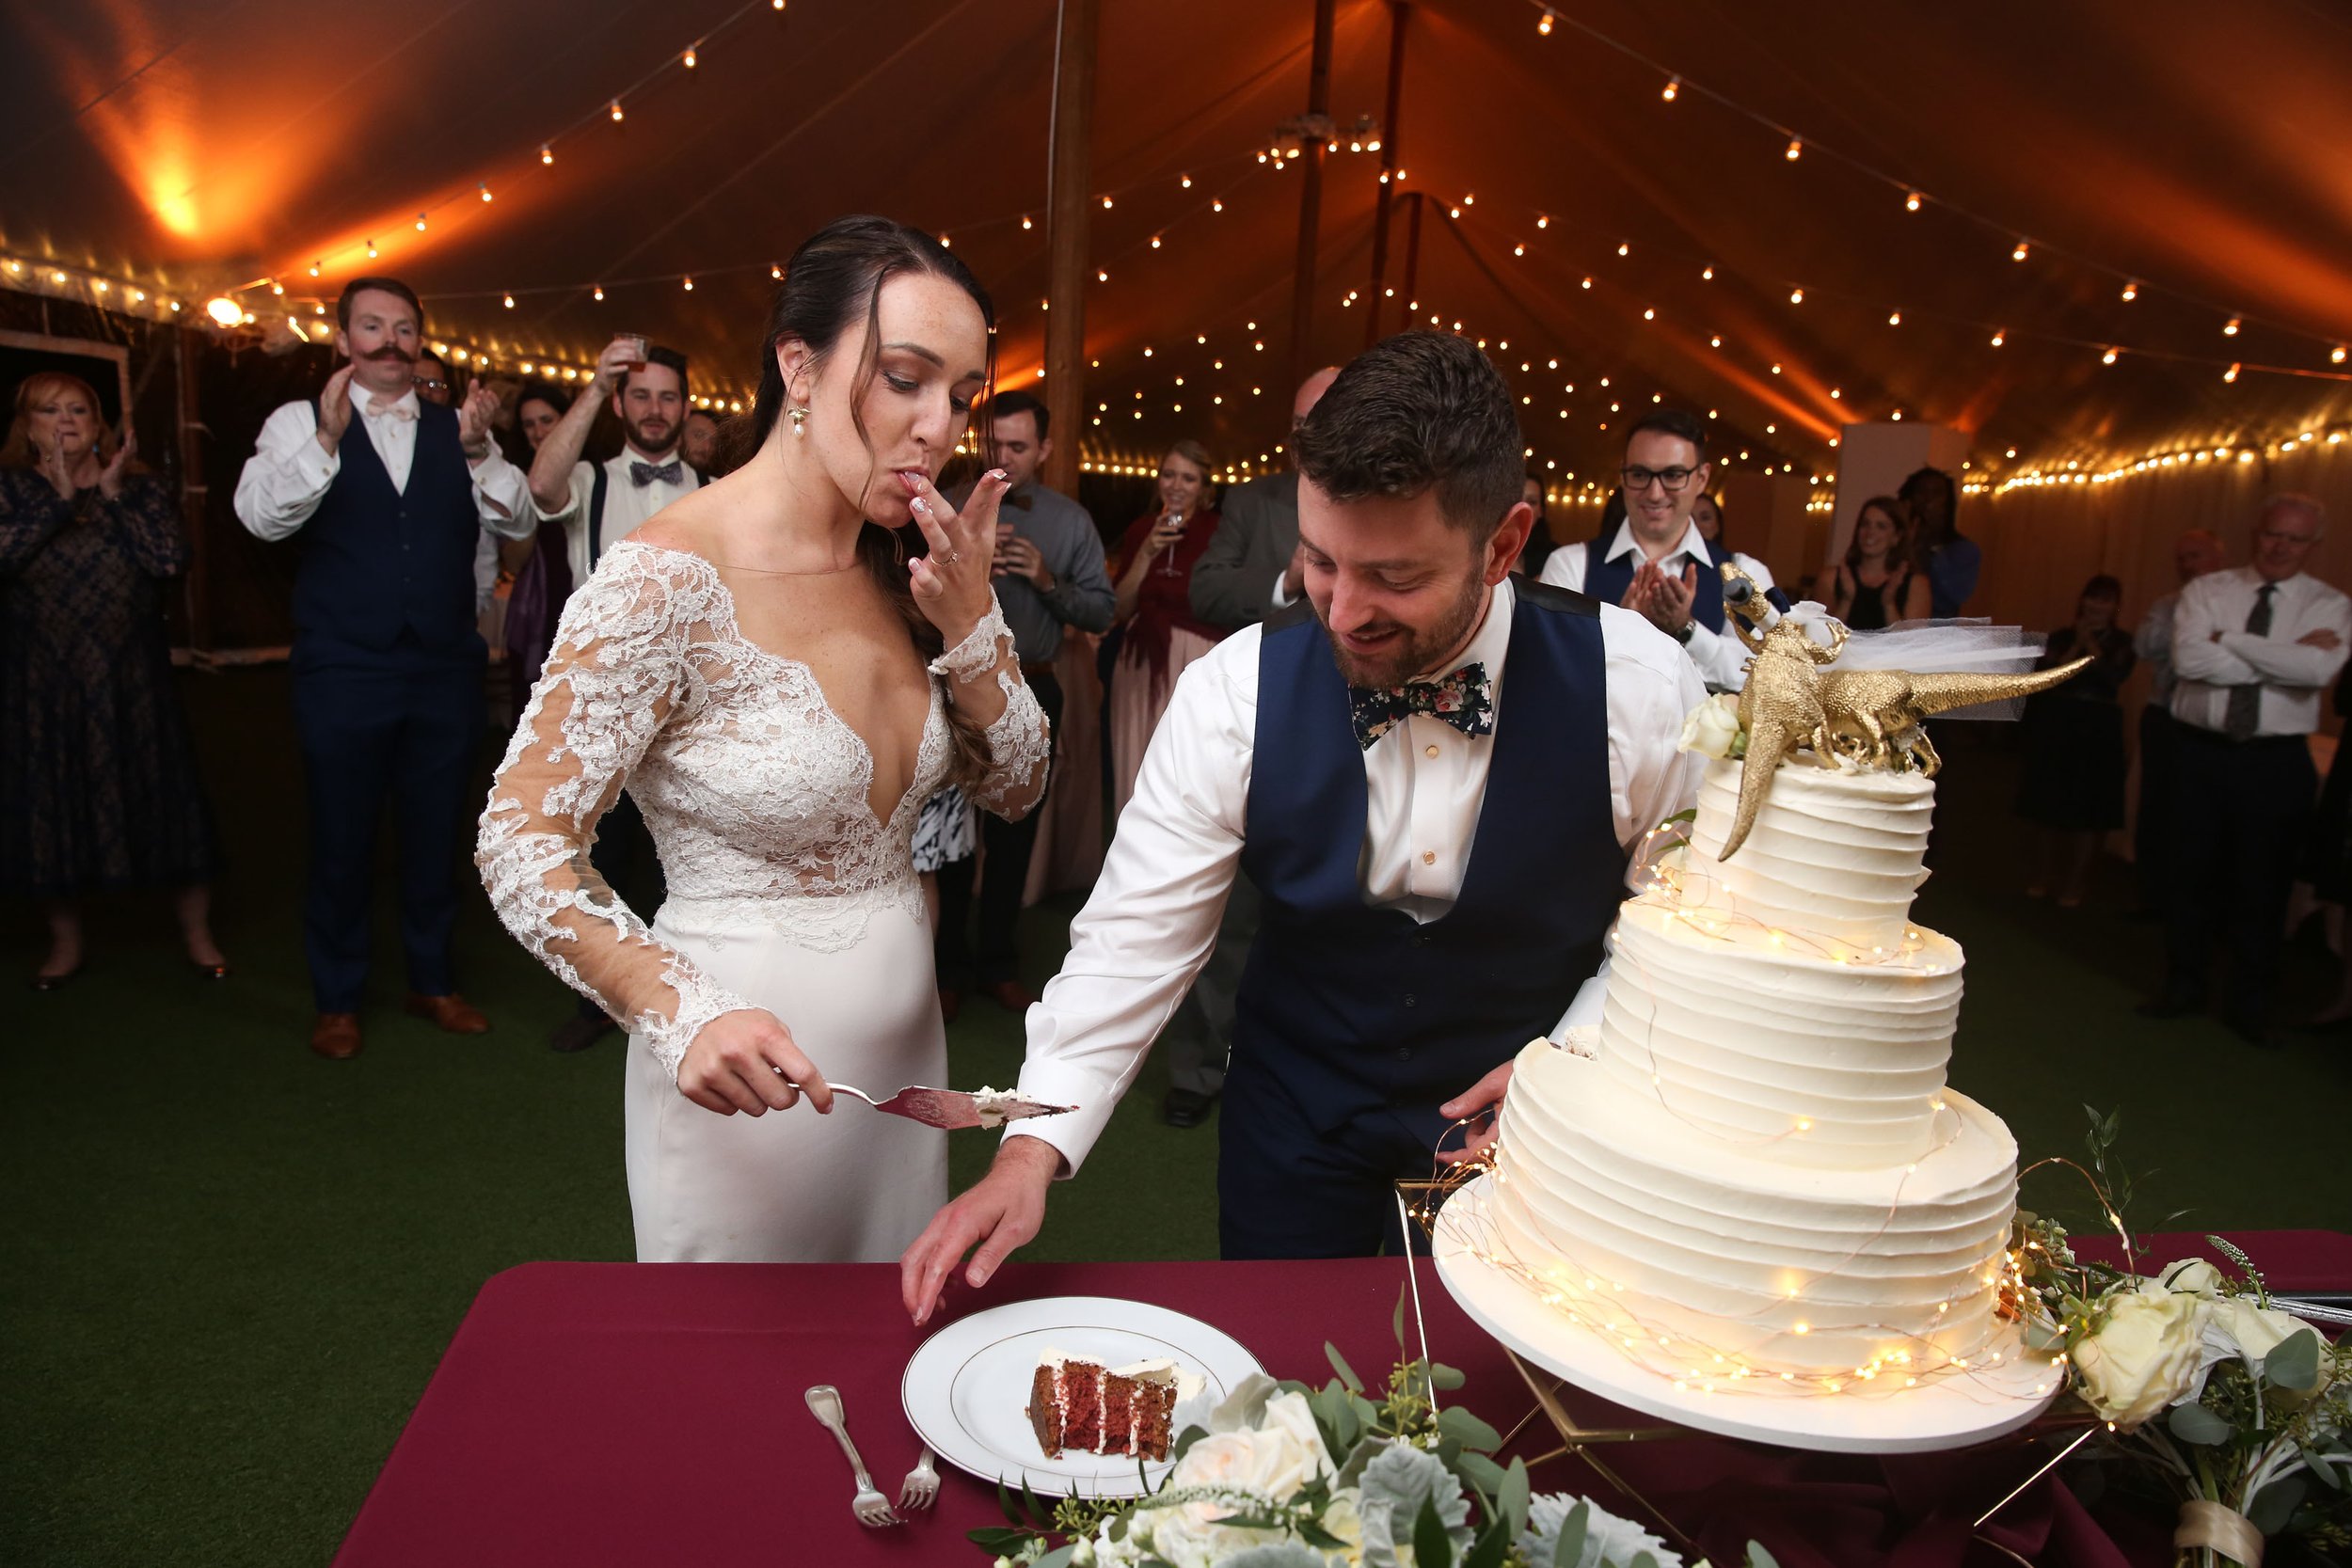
[175, 324, 212, 650]
[1363, 1, 1410, 347]
[1286, 0, 1339, 388]
[1400, 189, 1424, 313]
[1041, 0, 1097, 497]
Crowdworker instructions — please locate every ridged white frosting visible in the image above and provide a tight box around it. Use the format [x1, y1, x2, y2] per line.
[1684, 758, 1934, 952]
[1489, 1039, 2018, 1381]
[1596, 904, 1962, 1168]
[1479, 761, 2025, 1390]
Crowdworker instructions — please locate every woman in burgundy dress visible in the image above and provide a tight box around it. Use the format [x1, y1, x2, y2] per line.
[1, 372, 225, 987]
[1106, 440, 1225, 818]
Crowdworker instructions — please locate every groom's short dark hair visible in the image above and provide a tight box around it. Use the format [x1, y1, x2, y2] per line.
[1295, 332, 1525, 539]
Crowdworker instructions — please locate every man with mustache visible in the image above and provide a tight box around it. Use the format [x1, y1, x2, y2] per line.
[234, 276, 532, 1058]
[522, 337, 702, 1054]
[902, 333, 1706, 1314]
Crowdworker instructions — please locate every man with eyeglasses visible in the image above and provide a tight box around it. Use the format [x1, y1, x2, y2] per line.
[2139, 495, 2350, 1048]
[1537, 408, 1782, 689]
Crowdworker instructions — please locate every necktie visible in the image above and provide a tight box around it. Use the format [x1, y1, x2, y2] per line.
[1348, 662, 1495, 752]
[630, 459, 683, 488]
[2224, 583, 2276, 739]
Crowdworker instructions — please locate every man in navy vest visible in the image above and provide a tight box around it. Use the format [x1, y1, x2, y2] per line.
[1540, 408, 1784, 690]
[235, 277, 532, 1059]
[901, 333, 1706, 1320]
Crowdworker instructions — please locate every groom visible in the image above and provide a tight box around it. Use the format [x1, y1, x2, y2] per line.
[902, 332, 1706, 1320]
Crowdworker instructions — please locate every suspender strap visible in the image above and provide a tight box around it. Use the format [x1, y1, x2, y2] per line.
[589, 460, 611, 572]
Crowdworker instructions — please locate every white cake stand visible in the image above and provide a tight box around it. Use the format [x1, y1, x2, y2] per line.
[1433, 1173, 2062, 1454]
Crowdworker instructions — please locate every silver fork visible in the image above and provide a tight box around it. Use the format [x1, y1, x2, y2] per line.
[898, 1444, 940, 1512]
[804, 1385, 898, 1528]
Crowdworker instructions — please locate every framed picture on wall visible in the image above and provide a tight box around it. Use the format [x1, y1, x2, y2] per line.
[0, 330, 135, 440]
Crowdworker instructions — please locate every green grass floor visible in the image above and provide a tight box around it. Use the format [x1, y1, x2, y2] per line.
[5, 671, 2346, 1565]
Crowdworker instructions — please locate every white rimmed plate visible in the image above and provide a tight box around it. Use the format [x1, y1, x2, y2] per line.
[900, 1295, 1265, 1498]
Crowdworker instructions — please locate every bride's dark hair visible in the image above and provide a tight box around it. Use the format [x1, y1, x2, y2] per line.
[743, 215, 1001, 784]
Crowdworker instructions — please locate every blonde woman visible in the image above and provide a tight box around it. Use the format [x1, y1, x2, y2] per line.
[1107, 439, 1226, 817]
[2, 372, 225, 987]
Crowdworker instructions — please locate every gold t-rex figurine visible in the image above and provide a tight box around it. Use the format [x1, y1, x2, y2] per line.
[1712, 563, 2090, 860]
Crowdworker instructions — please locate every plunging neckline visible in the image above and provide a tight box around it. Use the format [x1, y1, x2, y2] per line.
[624, 540, 942, 833]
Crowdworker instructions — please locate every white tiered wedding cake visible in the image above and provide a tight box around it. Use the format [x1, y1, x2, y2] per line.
[1484, 752, 2024, 1395]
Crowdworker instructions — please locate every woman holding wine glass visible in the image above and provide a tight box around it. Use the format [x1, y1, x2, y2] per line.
[1106, 439, 1225, 817]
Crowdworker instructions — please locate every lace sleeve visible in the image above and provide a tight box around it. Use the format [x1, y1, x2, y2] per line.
[930, 595, 1051, 819]
[476, 548, 757, 1076]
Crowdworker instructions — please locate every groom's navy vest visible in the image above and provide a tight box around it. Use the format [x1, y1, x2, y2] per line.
[290, 398, 485, 657]
[1232, 582, 1628, 1135]
[1580, 528, 1788, 634]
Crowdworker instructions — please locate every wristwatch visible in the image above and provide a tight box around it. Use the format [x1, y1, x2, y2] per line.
[1674, 620, 1697, 645]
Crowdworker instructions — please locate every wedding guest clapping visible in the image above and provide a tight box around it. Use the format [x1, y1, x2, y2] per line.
[1540, 409, 1784, 690]
[3, 372, 226, 988]
[1108, 439, 1225, 817]
[2016, 575, 2135, 907]
[233, 276, 532, 1059]
[1830, 496, 1931, 629]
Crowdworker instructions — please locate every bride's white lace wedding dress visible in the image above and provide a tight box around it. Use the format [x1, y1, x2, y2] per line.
[478, 539, 1049, 1261]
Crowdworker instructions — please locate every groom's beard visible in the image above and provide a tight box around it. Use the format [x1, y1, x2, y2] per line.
[1322, 569, 1487, 690]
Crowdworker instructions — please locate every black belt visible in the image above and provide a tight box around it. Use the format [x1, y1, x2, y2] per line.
[2179, 724, 2306, 750]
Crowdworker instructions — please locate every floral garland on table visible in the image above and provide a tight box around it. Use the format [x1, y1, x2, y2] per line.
[972, 1322, 1774, 1568]
[2018, 1111, 2350, 1567]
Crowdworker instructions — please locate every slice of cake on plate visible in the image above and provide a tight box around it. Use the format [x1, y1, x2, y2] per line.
[1026, 1350, 1192, 1461]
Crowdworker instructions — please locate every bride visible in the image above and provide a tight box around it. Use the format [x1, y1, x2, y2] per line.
[477, 216, 1050, 1262]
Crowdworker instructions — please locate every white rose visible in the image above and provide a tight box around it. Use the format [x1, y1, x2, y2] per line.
[2074, 1290, 2208, 1428]
[1248, 1391, 1336, 1498]
[2152, 1259, 2227, 1298]
[2205, 1298, 2309, 1364]
[1678, 692, 1742, 759]
[1141, 1504, 1270, 1568]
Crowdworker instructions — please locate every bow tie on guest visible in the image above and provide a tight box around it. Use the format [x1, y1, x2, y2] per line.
[629, 459, 684, 487]
[1347, 661, 1495, 751]
[360, 395, 417, 422]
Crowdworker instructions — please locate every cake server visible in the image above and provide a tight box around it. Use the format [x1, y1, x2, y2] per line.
[781, 1080, 1074, 1130]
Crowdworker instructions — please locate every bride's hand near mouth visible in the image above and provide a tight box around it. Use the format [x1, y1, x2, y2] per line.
[904, 467, 1010, 646]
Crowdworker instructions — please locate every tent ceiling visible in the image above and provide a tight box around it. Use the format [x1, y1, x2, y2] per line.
[7, 0, 2352, 486]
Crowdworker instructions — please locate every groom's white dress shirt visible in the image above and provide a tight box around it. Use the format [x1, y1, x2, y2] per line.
[1013, 578, 1708, 1172]
[2169, 566, 2352, 737]
[233, 387, 530, 540]
[1539, 517, 1776, 691]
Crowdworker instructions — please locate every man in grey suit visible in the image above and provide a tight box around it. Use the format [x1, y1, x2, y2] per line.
[1152, 368, 1341, 1129]
[1189, 368, 1341, 630]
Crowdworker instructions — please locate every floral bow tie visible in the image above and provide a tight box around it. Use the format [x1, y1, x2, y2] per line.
[1347, 661, 1495, 751]
[630, 459, 684, 487]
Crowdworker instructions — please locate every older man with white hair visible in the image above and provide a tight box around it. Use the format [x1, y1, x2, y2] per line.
[2141, 495, 2350, 1046]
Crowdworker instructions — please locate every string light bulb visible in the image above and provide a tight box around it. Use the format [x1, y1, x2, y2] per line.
[1905, 190, 1922, 212]
[1788, 288, 1804, 304]
[2223, 317, 2242, 336]
[414, 213, 427, 230]
[1785, 138, 1803, 161]
[479, 182, 493, 202]
[1701, 264, 1714, 280]
[682, 276, 693, 290]
[682, 45, 698, 68]
[2223, 362, 2241, 383]
[540, 143, 554, 165]
[611, 100, 625, 122]
[1021, 214, 1033, 230]
[771, 263, 783, 279]
[1990, 329, 2006, 347]
[2011, 239, 2030, 261]
[2101, 346, 2119, 365]
[309, 261, 321, 277]
[1537, 9, 1554, 35]
[1180, 173, 1192, 188]
[2120, 279, 2137, 301]
[502, 293, 515, 309]
[593, 284, 605, 300]
[1616, 242, 1629, 257]
[1887, 310, 1901, 325]
[1536, 214, 1549, 229]
[1662, 75, 1679, 102]
[365, 240, 378, 258]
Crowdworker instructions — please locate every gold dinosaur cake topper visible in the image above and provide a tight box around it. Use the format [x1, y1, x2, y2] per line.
[1713, 562, 2090, 861]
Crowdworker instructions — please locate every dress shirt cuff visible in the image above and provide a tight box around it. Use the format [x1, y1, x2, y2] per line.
[1004, 1057, 1110, 1178]
[293, 430, 342, 493]
[1682, 620, 1736, 687]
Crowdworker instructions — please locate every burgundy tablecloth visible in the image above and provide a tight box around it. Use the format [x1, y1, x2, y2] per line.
[333, 1232, 2349, 1568]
